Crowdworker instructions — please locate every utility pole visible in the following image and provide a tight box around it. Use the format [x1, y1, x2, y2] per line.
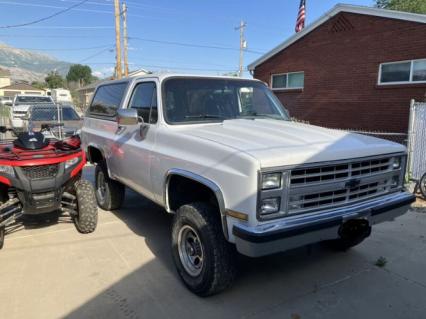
[122, 2, 129, 77]
[114, 0, 122, 79]
[235, 20, 247, 77]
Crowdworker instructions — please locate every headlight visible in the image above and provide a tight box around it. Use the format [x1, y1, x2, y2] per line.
[0, 165, 15, 176]
[392, 157, 401, 169]
[262, 173, 282, 190]
[65, 157, 80, 169]
[260, 197, 280, 215]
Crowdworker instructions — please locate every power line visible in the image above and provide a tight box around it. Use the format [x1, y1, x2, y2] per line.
[0, 34, 112, 38]
[12, 26, 113, 30]
[9, 44, 113, 52]
[0, 0, 90, 29]
[129, 37, 265, 55]
[0, 1, 111, 16]
[131, 64, 237, 72]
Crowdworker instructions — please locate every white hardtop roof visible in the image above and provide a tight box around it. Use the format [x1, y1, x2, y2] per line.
[98, 73, 263, 86]
[248, 4, 426, 71]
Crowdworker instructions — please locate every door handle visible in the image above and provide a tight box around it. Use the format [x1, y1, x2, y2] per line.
[140, 123, 149, 139]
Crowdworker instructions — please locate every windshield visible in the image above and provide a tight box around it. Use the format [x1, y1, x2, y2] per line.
[16, 96, 53, 105]
[163, 78, 290, 124]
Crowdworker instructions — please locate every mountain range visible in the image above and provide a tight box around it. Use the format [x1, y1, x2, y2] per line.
[0, 43, 72, 83]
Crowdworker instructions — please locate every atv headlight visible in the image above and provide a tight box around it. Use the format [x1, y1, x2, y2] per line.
[65, 157, 80, 169]
[0, 165, 15, 176]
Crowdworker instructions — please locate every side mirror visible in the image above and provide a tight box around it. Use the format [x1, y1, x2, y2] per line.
[117, 108, 139, 126]
[0, 126, 6, 133]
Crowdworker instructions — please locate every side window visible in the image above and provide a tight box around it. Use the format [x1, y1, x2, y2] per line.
[129, 82, 157, 124]
[88, 83, 127, 117]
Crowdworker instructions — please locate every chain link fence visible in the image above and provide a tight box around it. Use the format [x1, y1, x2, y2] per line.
[0, 102, 82, 141]
[342, 130, 408, 145]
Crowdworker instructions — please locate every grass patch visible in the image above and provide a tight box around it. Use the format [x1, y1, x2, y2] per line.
[375, 256, 387, 268]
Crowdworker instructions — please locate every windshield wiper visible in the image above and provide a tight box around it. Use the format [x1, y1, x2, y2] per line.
[184, 114, 225, 120]
[239, 111, 281, 119]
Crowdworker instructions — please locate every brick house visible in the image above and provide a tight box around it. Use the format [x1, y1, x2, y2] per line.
[248, 4, 426, 134]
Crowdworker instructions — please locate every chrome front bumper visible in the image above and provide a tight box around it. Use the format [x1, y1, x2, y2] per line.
[233, 191, 415, 257]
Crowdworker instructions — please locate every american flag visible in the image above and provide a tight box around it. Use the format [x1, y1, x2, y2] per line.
[295, 0, 306, 33]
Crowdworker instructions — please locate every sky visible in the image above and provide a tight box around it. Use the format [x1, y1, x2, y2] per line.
[0, 0, 374, 78]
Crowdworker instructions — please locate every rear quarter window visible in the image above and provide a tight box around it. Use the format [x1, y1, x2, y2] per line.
[88, 83, 128, 118]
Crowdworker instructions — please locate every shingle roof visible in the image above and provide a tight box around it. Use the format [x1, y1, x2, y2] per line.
[248, 4, 426, 71]
[0, 83, 44, 91]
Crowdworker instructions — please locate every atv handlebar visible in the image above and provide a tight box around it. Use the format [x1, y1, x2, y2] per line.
[41, 123, 64, 130]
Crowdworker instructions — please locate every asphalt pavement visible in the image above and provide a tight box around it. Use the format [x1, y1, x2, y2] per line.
[0, 166, 425, 319]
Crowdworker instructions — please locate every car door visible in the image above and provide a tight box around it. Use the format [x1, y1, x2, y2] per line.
[111, 79, 159, 201]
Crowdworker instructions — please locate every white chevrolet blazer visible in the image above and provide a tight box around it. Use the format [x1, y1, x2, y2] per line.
[82, 74, 415, 296]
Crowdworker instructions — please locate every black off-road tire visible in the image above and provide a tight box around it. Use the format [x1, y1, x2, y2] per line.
[74, 179, 98, 233]
[95, 163, 125, 211]
[171, 202, 237, 296]
[0, 227, 4, 250]
[420, 173, 426, 199]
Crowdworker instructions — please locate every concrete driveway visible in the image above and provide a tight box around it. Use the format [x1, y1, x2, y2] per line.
[0, 166, 425, 319]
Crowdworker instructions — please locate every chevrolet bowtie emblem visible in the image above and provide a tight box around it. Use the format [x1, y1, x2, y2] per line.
[345, 179, 361, 189]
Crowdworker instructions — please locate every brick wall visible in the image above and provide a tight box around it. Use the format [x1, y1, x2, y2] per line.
[253, 13, 426, 133]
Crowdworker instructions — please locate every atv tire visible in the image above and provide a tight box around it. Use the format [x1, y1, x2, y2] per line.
[74, 179, 98, 233]
[171, 202, 236, 296]
[95, 164, 125, 211]
[420, 172, 426, 199]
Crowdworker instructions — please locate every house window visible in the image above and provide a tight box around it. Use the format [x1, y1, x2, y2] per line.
[379, 59, 426, 85]
[271, 72, 304, 90]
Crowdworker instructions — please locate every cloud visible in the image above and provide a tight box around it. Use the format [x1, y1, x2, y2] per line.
[92, 67, 115, 78]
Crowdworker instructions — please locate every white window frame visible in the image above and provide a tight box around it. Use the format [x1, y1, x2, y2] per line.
[270, 71, 304, 90]
[378, 58, 426, 85]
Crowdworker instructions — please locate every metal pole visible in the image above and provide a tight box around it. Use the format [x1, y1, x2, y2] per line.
[114, 0, 122, 79]
[407, 99, 416, 180]
[122, 2, 129, 77]
[235, 21, 246, 77]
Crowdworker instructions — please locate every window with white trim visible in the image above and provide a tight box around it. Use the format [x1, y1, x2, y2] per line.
[271, 72, 304, 90]
[379, 59, 426, 85]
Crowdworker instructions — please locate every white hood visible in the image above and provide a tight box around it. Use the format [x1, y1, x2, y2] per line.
[181, 119, 406, 168]
[12, 105, 32, 112]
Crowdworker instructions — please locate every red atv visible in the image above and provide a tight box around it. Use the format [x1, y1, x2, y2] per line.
[0, 124, 97, 249]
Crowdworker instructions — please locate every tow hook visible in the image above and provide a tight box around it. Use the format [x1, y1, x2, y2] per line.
[338, 219, 372, 241]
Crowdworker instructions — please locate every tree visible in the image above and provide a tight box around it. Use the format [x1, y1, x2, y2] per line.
[45, 71, 64, 89]
[66, 64, 93, 87]
[375, 0, 426, 14]
[31, 81, 46, 90]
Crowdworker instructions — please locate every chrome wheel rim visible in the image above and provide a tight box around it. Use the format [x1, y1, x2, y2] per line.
[177, 225, 204, 277]
[96, 170, 106, 203]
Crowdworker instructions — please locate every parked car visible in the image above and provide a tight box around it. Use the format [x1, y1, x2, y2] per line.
[82, 74, 415, 296]
[27, 105, 82, 138]
[10, 95, 55, 132]
[0, 96, 12, 107]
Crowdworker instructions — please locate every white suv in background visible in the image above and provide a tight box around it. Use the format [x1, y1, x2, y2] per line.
[10, 95, 55, 132]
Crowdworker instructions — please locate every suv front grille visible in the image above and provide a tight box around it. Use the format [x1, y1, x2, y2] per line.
[291, 158, 391, 186]
[286, 155, 403, 215]
[22, 164, 59, 180]
[289, 179, 390, 212]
